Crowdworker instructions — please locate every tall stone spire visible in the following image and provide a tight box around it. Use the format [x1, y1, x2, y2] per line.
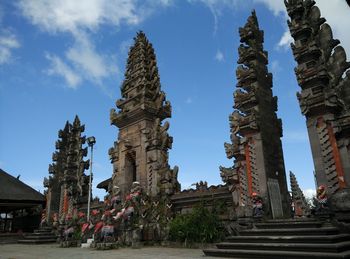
[64, 115, 90, 214]
[110, 31, 179, 198]
[285, 0, 350, 196]
[44, 121, 70, 222]
[111, 31, 171, 128]
[290, 171, 310, 217]
[220, 11, 290, 219]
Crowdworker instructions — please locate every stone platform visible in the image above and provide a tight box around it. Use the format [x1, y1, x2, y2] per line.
[203, 218, 350, 258]
[17, 227, 57, 244]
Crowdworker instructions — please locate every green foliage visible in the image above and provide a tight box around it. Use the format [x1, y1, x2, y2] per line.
[73, 228, 81, 240]
[169, 203, 224, 245]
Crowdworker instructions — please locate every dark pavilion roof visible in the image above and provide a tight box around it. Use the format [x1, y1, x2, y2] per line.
[0, 168, 45, 203]
[96, 177, 111, 192]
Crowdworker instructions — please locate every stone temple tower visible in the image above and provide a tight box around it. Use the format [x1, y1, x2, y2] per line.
[220, 11, 290, 219]
[109, 32, 180, 199]
[285, 0, 350, 215]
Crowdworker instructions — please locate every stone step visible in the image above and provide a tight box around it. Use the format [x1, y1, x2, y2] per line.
[17, 239, 57, 244]
[216, 241, 350, 253]
[239, 227, 339, 236]
[264, 218, 318, 223]
[226, 234, 350, 244]
[203, 248, 350, 258]
[23, 234, 57, 240]
[254, 221, 323, 229]
[34, 229, 53, 234]
[28, 232, 54, 236]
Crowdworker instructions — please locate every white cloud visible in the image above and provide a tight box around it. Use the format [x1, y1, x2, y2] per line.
[253, 0, 286, 16]
[187, 0, 242, 35]
[0, 30, 20, 65]
[17, 0, 140, 34]
[315, 0, 350, 56]
[303, 188, 316, 200]
[66, 33, 117, 84]
[215, 49, 224, 62]
[277, 30, 293, 50]
[45, 53, 82, 88]
[17, 0, 170, 88]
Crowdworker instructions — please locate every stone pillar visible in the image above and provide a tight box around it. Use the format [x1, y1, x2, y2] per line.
[220, 11, 290, 219]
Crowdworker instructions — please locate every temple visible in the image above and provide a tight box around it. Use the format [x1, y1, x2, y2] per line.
[285, 0, 350, 214]
[220, 11, 290, 219]
[44, 116, 90, 222]
[109, 31, 180, 199]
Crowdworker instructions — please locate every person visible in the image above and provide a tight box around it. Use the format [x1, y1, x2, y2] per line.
[251, 192, 263, 218]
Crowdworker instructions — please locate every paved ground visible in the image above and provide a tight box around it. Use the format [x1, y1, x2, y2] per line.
[0, 244, 219, 259]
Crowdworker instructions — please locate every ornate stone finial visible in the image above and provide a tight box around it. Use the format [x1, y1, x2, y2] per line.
[110, 32, 171, 128]
[73, 115, 80, 127]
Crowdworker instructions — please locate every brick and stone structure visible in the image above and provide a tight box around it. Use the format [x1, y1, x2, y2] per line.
[44, 116, 90, 222]
[285, 0, 350, 214]
[109, 31, 180, 199]
[44, 121, 70, 222]
[220, 11, 290, 219]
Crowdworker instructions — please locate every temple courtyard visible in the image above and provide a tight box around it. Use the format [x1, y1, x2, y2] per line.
[0, 244, 217, 259]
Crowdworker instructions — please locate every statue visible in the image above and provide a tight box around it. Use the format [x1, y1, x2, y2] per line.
[62, 214, 74, 240]
[100, 210, 116, 243]
[110, 185, 122, 211]
[91, 210, 103, 241]
[59, 213, 81, 247]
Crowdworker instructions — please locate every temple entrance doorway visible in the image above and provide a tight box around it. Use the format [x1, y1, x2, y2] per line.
[125, 152, 137, 191]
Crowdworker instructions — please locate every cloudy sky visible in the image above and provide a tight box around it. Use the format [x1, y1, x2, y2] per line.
[1, 0, 349, 199]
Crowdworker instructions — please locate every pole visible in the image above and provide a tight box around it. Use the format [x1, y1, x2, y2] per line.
[87, 144, 93, 222]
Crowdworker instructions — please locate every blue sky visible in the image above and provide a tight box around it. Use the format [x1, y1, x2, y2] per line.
[1, 0, 349, 199]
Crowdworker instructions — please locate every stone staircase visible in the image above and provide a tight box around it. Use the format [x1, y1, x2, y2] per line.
[203, 219, 350, 258]
[17, 226, 57, 244]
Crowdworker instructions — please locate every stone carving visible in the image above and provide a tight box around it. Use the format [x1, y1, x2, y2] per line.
[220, 11, 290, 219]
[59, 213, 81, 248]
[220, 166, 241, 207]
[285, 0, 350, 199]
[195, 181, 208, 191]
